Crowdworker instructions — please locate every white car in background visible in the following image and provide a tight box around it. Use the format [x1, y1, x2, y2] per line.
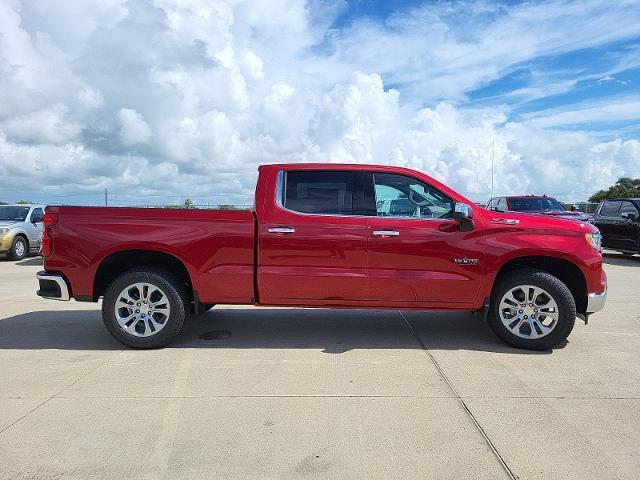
[0, 205, 45, 260]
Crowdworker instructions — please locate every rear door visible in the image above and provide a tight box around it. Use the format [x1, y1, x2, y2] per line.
[257, 170, 369, 304]
[364, 171, 484, 306]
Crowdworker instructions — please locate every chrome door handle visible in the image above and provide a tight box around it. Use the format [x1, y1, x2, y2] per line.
[372, 230, 400, 237]
[267, 227, 295, 234]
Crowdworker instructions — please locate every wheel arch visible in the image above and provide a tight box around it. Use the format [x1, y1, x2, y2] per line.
[93, 249, 193, 301]
[493, 255, 588, 314]
[14, 232, 29, 248]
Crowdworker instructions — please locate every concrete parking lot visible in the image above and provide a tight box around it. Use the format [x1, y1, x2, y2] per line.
[0, 254, 638, 479]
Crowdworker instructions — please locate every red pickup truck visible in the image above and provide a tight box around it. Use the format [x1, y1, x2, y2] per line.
[36, 163, 607, 350]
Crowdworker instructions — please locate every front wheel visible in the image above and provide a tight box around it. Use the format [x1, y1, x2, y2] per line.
[102, 269, 188, 349]
[8, 236, 27, 261]
[488, 269, 576, 350]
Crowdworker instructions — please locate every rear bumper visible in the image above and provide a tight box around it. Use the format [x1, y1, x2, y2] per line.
[36, 271, 70, 301]
[586, 286, 607, 314]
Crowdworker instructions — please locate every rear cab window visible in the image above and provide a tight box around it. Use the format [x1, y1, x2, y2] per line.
[283, 170, 360, 216]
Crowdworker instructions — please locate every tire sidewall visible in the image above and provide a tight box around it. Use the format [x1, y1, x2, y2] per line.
[488, 270, 576, 350]
[102, 270, 187, 349]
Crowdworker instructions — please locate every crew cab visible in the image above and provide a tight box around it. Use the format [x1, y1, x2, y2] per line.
[487, 195, 593, 223]
[593, 198, 640, 255]
[36, 164, 607, 350]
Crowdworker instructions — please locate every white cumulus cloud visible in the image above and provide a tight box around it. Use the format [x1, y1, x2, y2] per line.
[117, 108, 152, 146]
[0, 0, 638, 206]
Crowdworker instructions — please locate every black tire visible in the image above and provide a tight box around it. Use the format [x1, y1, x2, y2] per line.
[102, 268, 189, 349]
[8, 236, 27, 261]
[488, 268, 576, 350]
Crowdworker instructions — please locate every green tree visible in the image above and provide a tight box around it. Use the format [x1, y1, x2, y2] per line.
[16, 200, 34, 204]
[0, 201, 7, 205]
[183, 198, 194, 209]
[589, 177, 640, 203]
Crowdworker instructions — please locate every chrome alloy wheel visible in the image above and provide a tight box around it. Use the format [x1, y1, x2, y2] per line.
[14, 239, 25, 258]
[498, 285, 559, 339]
[114, 282, 171, 337]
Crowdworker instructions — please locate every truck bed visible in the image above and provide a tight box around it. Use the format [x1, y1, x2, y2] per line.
[45, 206, 256, 304]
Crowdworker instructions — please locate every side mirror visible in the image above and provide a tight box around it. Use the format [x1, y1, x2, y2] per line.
[621, 212, 638, 221]
[453, 203, 474, 231]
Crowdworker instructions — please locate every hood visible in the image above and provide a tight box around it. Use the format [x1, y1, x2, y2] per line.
[501, 209, 592, 222]
[541, 210, 580, 217]
[482, 208, 598, 233]
[539, 210, 591, 220]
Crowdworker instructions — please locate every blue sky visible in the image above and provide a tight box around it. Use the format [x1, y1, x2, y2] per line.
[322, 0, 640, 138]
[0, 0, 639, 204]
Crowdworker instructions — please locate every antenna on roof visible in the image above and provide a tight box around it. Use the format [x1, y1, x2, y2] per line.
[490, 139, 495, 200]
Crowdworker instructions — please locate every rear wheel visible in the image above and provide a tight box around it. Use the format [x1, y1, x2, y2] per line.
[8, 236, 27, 261]
[102, 269, 188, 348]
[488, 269, 576, 350]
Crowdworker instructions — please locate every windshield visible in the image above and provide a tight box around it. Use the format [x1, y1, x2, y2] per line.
[508, 197, 565, 212]
[0, 206, 30, 222]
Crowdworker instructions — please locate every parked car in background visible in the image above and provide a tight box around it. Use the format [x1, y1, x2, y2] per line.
[593, 198, 640, 255]
[486, 195, 593, 223]
[36, 164, 606, 351]
[0, 205, 45, 260]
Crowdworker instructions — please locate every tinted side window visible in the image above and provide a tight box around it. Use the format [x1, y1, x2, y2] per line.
[30, 208, 44, 223]
[599, 201, 621, 217]
[619, 202, 638, 217]
[284, 171, 355, 215]
[373, 172, 454, 219]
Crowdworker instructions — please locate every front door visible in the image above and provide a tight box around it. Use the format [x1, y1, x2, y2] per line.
[364, 171, 484, 306]
[595, 200, 622, 249]
[27, 207, 44, 250]
[258, 170, 368, 304]
[616, 201, 640, 251]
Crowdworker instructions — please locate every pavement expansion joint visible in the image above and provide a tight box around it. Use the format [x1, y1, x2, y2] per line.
[399, 311, 519, 480]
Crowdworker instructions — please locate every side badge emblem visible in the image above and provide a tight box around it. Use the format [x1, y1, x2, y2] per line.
[455, 258, 479, 266]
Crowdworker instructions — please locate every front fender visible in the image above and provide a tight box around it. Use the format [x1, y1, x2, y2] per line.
[479, 227, 601, 302]
[0, 227, 28, 251]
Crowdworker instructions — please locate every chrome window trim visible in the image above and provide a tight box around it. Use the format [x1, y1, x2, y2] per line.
[275, 169, 459, 222]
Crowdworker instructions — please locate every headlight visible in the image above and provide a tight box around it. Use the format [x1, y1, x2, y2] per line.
[585, 233, 602, 251]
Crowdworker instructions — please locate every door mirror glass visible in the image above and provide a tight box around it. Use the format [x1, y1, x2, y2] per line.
[453, 202, 473, 220]
[453, 203, 474, 231]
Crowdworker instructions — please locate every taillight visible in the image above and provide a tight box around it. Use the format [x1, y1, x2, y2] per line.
[42, 211, 58, 257]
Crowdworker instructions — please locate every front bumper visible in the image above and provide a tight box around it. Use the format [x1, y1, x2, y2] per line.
[0, 233, 14, 252]
[586, 286, 607, 314]
[36, 271, 70, 301]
